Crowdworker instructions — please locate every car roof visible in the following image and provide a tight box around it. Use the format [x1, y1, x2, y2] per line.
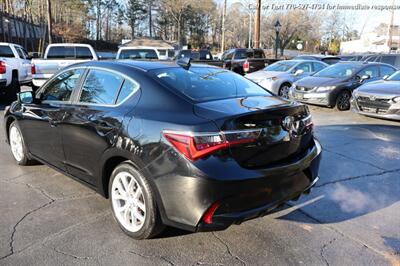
[296, 55, 340, 59]
[281, 59, 327, 63]
[69, 60, 220, 72]
[47, 43, 93, 47]
[335, 61, 395, 67]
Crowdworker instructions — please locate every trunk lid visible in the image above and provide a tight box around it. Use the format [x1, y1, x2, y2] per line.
[194, 96, 313, 168]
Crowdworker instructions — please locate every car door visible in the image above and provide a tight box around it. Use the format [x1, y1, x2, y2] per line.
[357, 65, 380, 83]
[18, 68, 85, 171]
[61, 68, 137, 185]
[292, 62, 313, 80]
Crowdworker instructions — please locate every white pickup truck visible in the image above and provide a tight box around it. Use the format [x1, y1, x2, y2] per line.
[0, 42, 32, 101]
[32, 43, 98, 89]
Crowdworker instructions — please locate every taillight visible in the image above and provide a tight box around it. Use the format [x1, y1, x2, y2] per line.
[0, 61, 6, 74]
[31, 63, 36, 74]
[163, 129, 261, 161]
[202, 202, 220, 224]
[243, 61, 249, 72]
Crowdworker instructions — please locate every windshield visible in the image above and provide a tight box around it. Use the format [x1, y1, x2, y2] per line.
[150, 67, 271, 102]
[119, 49, 158, 60]
[264, 61, 297, 72]
[388, 71, 400, 81]
[314, 63, 360, 78]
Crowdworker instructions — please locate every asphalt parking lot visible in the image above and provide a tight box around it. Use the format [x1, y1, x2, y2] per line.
[0, 102, 399, 266]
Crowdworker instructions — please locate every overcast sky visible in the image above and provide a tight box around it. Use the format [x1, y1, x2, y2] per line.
[220, 0, 399, 35]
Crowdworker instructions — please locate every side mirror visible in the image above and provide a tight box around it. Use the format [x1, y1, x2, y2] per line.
[18, 91, 34, 104]
[383, 75, 389, 80]
[294, 69, 304, 76]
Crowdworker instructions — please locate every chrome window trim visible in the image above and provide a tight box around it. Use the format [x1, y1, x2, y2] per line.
[38, 66, 140, 108]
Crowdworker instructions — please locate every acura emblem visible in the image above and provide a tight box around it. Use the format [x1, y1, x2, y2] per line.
[282, 116, 303, 137]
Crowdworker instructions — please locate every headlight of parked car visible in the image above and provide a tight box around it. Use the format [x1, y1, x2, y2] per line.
[315, 86, 336, 93]
[392, 96, 400, 103]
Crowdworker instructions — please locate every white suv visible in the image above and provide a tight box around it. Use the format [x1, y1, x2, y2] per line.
[0, 42, 32, 102]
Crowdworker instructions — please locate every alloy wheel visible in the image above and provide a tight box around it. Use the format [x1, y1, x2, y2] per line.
[111, 171, 146, 233]
[279, 85, 290, 99]
[9, 126, 24, 162]
[337, 91, 351, 110]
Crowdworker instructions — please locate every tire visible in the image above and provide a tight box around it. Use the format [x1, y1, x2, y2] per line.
[9, 121, 33, 165]
[335, 90, 351, 111]
[109, 162, 165, 239]
[279, 83, 291, 99]
[5, 72, 20, 103]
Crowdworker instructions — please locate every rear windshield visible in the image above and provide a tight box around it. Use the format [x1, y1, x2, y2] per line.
[235, 50, 252, 59]
[199, 50, 212, 60]
[264, 61, 296, 72]
[46, 46, 93, 59]
[314, 63, 360, 78]
[150, 67, 271, 102]
[0, 45, 15, 57]
[119, 49, 158, 60]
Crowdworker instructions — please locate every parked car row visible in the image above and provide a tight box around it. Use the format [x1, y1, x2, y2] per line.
[245, 58, 399, 120]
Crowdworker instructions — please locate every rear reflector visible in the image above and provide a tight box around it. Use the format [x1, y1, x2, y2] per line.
[0, 61, 6, 74]
[163, 129, 261, 161]
[243, 61, 250, 72]
[202, 202, 220, 224]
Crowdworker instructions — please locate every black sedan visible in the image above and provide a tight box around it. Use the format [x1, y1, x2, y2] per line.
[4, 60, 321, 239]
[289, 62, 397, 110]
[351, 70, 400, 120]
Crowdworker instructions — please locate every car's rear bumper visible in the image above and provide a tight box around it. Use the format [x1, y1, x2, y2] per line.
[151, 138, 322, 232]
[197, 176, 319, 232]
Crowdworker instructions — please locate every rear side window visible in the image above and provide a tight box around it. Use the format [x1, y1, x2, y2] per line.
[358, 66, 379, 78]
[80, 69, 123, 105]
[0, 46, 14, 57]
[158, 49, 166, 56]
[116, 79, 139, 104]
[76, 47, 93, 59]
[313, 62, 326, 72]
[150, 67, 271, 102]
[119, 49, 158, 60]
[294, 62, 313, 73]
[380, 65, 396, 77]
[40, 69, 84, 102]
